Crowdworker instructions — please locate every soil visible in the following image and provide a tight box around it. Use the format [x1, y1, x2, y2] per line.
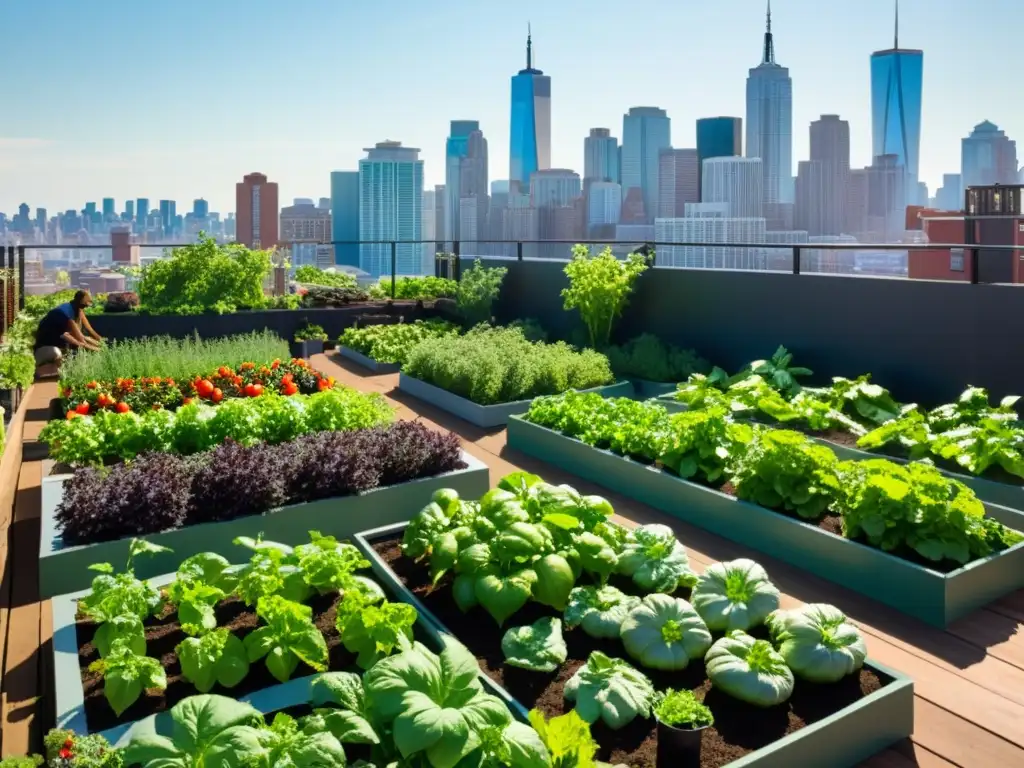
[76, 591, 354, 733]
[373, 537, 891, 768]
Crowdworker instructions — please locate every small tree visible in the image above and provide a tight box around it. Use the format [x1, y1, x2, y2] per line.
[456, 259, 507, 326]
[561, 245, 650, 348]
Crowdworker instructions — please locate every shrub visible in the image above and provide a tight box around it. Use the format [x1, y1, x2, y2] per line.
[294, 265, 357, 289]
[103, 291, 140, 313]
[57, 453, 194, 545]
[0, 350, 35, 390]
[562, 245, 649, 348]
[455, 260, 506, 325]
[403, 326, 614, 405]
[605, 334, 711, 383]
[338, 319, 460, 365]
[368, 275, 458, 300]
[294, 323, 328, 342]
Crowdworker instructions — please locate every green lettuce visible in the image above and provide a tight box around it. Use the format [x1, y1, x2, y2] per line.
[501, 617, 567, 672]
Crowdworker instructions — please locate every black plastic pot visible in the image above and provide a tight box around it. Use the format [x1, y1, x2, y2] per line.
[289, 339, 325, 359]
[656, 719, 707, 767]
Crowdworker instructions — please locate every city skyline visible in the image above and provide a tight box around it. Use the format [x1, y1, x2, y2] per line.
[2, 0, 1019, 212]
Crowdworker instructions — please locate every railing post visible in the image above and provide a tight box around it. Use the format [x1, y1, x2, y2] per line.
[453, 241, 462, 282]
[17, 245, 24, 310]
[517, 241, 523, 261]
[968, 247, 980, 285]
[792, 246, 801, 275]
[2, 246, 11, 337]
[390, 241, 397, 298]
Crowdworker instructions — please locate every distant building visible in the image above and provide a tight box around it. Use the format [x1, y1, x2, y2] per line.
[934, 173, 962, 211]
[421, 189, 438, 274]
[746, 3, 793, 203]
[845, 168, 870, 236]
[193, 199, 209, 219]
[584, 128, 620, 183]
[280, 201, 331, 243]
[159, 200, 176, 236]
[696, 117, 743, 199]
[701, 156, 764, 219]
[330, 171, 360, 268]
[621, 107, 671, 223]
[358, 141, 423, 277]
[795, 115, 850, 236]
[655, 214, 767, 269]
[961, 121, 1019, 189]
[444, 120, 488, 243]
[588, 182, 622, 231]
[531, 169, 582, 259]
[509, 28, 551, 193]
[658, 149, 700, 218]
[865, 154, 907, 241]
[235, 173, 279, 248]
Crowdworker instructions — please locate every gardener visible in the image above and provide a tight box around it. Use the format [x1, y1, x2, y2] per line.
[33, 290, 103, 366]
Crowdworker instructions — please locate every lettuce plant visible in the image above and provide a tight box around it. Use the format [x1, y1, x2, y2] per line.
[661, 406, 755, 485]
[228, 548, 311, 608]
[705, 630, 794, 707]
[526, 709, 598, 768]
[564, 585, 640, 640]
[254, 712, 347, 767]
[363, 635, 512, 768]
[122, 695, 265, 768]
[176, 629, 250, 693]
[619, 594, 712, 671]
[243, 596, 328, 683]
[79, 539, 170, 626]
[691, 558, 781, 633]
[293, 531, 370, 594]
[336, 591, 417, 669]
[616, 524, 697, 593]
[653, 688, 714, 729]
[88, 640, 167, 716]
[563, 651, 656, 730]
[766, 603, 867, 683]
[94, 615, 146, 659]
[501, 617, 567, 672]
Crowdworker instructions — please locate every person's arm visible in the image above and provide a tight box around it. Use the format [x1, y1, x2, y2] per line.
[78, 311, 102, 342]
[65, 319, 100, 350]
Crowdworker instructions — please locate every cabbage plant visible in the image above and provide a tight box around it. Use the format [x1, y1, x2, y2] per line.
[616, 524, 697, 593]
[619, 594, 712, 671]
[691, 558, 781, 632]
[501, 617, 567, 672]
[563, 585, 639, 639]
[766, 603, 867, 683]
[705, 630, 794, 707]
[563, 651, 656, 730]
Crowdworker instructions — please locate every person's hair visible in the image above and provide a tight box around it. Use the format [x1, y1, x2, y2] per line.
[71, 290, 91, 310]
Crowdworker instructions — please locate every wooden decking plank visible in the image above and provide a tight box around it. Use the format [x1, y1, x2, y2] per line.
[909, 698, 1024, 767]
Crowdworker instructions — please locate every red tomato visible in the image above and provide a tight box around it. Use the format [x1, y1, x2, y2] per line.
[271, 360, 280, 369]
[75, 402, 91, 415]
[86, 381, 97, 390]
[115, 402, 130, 414]
[282, 382, 298, 396]
[211, 388, 223, 403]
[244, 383, 264, 397]
[317, 378, 330, 391]
[196, 379, 215, 398]
[218, 366, 231, 377]
[182, 397, 193, 405]
[66, 410, 79, 420]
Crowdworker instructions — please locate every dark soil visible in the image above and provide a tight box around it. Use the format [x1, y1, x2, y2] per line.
[77, 591, 354, 732]
[373, 537, 891, 768]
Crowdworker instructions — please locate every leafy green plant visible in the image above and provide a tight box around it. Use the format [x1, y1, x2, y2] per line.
[0, 757, 42, 767]
[79, 539, 170, 627]
[765, 603, 867, 683]
[0, 350, 34, 390]
[654, 688, 714, 729]
[254, 712, 347, 766]
[660, 406, 755, 484]
[43, 729, 123, 768]
[564, 585, 640, 639]
[616, 523, 697, 593]
[619, 594, 713, 671]
[691, 558, 781, 632]
[338, 319, 460, 365]
[293, 531, 370, 594]
[88, 640, 167, 716]
[368, 275, 458, 300]
[561, 245, 649, 348]
[243, 595, 329, 682]
[737, 345, 813, 397]
[456, 260, 507, 325]
[705, 629, 795, 707]
[294, 265, 357, 289]
[176, 628, 250, 693]
[526, 709, 599, 768]
[563, 651, 656, 730]
[228, 546, 312, 608]
[336, 591, 417, 669]
[293, 323, 328, 342]
[501, 616, 567, 672]
[604, 334, 711, 383]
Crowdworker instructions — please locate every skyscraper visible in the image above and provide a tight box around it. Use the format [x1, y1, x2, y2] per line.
[124, 200, 134, 220]
[795, 115, 850, 235]
[509, 28, 551, 193]
[421, 189, 438, 274]
[961, 121, 1019, 189]
[102, 198, 116, 218]
[193, 199, 209, 219]
[870, 1, 923, 201]
[584, 129, 620, 183]
[746, 2, 793, 203]
[235, 173, 279, 249]
[330, 171, 360, 268]
[136, 198, 149, 225]
[701, 156, 764, 219]
[934, 174, 963, 211]
[621, 107, 671, 223]
[358, 141, 423, 277]
[444, 121, 488, 243]
[696, 117, 742, 198]
[159, 200, 175, 234]
[657, 149, 700, 218]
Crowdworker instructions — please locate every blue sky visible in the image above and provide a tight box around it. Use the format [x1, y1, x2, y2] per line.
[2, 0, 1019, 214]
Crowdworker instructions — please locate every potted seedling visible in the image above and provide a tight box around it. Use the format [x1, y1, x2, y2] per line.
[654, 688, 714, 767]
[291, 322, 329, 358]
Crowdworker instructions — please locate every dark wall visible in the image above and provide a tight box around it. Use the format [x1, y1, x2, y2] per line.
[481, 258, 1024, 405]
[89, 302, 434, 343]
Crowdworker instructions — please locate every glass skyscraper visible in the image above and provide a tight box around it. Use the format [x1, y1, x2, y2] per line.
[509, 29, 551, 193]
[330, 171, 360, 268]
[696, 117, 743, 199]
[621, 107, 671, 223]
[358, 142, 423, 278]
[745, 3, 793, 204]
[870, 7, 923, 201]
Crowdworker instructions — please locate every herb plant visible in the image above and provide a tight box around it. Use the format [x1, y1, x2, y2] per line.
[293, 323, 328, 342]
[294, 265, 357, 288]
[561, 245, 649, 348]
[604, 334, 711, 383]
[456, 260, 507, 325]
[88, 640, 167, 716]
[338, 319, 460, 365]
[368, 275, 458, 300]
[654, 689, 714, 729]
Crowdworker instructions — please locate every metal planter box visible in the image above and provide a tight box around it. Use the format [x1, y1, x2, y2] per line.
[338, 346, 402, 374]
[354, 522, 914, 768]
[629, 379, 677, 399]
[653, 396, 1024, 530]
[38, 452, 489, 599]
[397, 374, 635, 429]
[289, 339, 325, 359]
[506, 416, 1024, 627]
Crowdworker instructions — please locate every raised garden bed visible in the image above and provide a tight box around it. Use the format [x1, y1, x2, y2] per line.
[289, 339, 324, 359]
[655, 395, 1024, 528]
[397, 374, 634, 428]
[506, 415, 1024, 627]
[338, 345, 401, 374]
[38, 452, 489, 598]
[630, 379, 677, 400]
[51, 567, 458, 745]
[353, 522, 915, 768]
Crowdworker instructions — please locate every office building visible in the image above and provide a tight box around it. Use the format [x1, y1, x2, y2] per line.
[621, 107, 671, 223]
[530, 168, 581, 208]
[235, 173, 279, 249]
[934, 174, 962, 211]
[318, 198, 331, 210]
[509, 28, 551, 193]
[587, 182, 622, 232]
[358, 141, 423, 277]
[421, 189, 438, 274]
[444, 120, 488, 242]
[124, 200, 134, 220]
[655, 214, 767, 269]
[136, 198, 149, 226]
[531, 169, 582, 259]
[658, 149, 700, 218]
[159, 200, 176, 235]
[584, 129, 619, 183]
[331, 171, 360, 268]
[193, 199, 209, 219]
[702, 156, 764, 218]
[846, 168, 870, 235]
[746, 2, 793, 203]
[696, 117, 743, 198]
[866, 154, 907, 240]
[794, 115, 850, 235]
[961, 121, 1019, 189]
[280, 201, 331, 242]
[870, 3, 923, 201]
[102, 198, 115, 218]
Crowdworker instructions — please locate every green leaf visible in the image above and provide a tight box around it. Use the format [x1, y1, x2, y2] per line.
[501, 617, 567, 673]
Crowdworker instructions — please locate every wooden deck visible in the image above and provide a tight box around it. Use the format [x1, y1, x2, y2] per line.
[1, 358, 1022, 767]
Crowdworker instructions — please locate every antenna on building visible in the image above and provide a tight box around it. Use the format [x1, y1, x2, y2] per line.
[526, 23, 533, 69]
[762, 0, 775, 64]
[894, 0, 899, 49]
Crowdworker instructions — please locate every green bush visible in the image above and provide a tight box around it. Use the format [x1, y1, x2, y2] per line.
[0, 350, 35, 389]
[403, 325, 614, 405]
[339, 320, 460, 365]
[294, 266, 357, 289]
[562, 245, 649, 347]
[294, 323, 328, 342]
[455, 260, 507, 325]
[605, 334, 711, 383]
[137, 235, 272, 314]
[368, 276, 458, 300]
